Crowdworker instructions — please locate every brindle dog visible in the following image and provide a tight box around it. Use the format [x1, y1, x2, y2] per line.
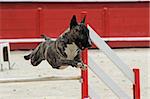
[24, 15, 92, 70]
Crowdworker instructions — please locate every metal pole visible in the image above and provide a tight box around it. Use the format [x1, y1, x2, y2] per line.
[82, 49, 89, 99]
[133, 68, 141, 99]
[81, 11, 88, 98]
[81, 11, 89, 99]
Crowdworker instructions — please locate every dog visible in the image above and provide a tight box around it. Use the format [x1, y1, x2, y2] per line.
[24, 15, 92, 70]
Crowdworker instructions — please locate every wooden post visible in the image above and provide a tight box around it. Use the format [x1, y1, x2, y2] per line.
[133, 68, 140, 99]
[81, 11, 89, 99]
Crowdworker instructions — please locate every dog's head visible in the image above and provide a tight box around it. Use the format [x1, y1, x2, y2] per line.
[69, 15, 92, 50]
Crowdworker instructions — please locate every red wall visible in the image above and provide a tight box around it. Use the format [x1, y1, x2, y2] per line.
[0, 2, 149, 49]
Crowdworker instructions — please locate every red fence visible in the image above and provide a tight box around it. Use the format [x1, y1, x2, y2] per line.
[0, 2, 149, 49]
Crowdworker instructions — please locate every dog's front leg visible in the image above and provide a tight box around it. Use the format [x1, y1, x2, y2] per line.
[58, 59, 78, 67]
[76, 63, 87, 70]
[74, 54, 87, 70]
[59, 59, 87, 70]
[47, 58, 79, 69]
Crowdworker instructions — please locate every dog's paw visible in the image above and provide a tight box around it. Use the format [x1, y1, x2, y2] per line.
[77, 63, 82, 68]
[24, 55, 30, 60]
[77, 63, 87, 70]
[80, 64, 87, 70]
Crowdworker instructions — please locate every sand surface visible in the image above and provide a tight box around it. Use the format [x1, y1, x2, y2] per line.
[0, 48, 149, 99]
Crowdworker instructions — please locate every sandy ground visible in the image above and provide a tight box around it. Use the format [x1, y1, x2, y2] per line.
[0, 48, 149, 99]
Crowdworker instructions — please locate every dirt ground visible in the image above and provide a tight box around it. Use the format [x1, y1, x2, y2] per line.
[0, 48, 149, 99]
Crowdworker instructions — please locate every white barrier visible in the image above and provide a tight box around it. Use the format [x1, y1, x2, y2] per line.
[88, 25, 134, 83]
[0, 42, 11, 71]
[0, 37, 149, 43]
[0, 38, 55, 43]
[103, 37, 150, 41]
[0, 76, 81, 83]
[89, 56, 130, 99]
[87, 24, 141, 99]
[89, 84, 101, 99]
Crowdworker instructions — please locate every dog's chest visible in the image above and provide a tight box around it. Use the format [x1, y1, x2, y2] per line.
[64, 43, 78, 60]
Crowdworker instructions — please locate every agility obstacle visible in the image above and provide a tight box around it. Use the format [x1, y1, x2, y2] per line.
[0, 39, 141, 99]
[0, 13, 142, 99]
[80, 24, 141, 99]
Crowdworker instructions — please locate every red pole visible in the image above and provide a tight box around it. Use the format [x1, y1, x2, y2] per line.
[82, 49, 89, 99]
[133, 68, 141, 99]
[37, 7, 43, 36]
[81, 11, 89, 99]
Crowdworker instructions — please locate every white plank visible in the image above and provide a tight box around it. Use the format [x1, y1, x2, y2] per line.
[0, 38, 56, 43]
[0, 37, 149, 43]
[89, 85, 101, 99]
[88, 25, 134, 83]
[0, 76, 81, 83]
[88, 56, 130, 99]
[103, 37, 150, 41]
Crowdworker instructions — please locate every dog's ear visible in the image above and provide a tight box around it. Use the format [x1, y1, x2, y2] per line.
[70, 15, 78, 29]
[81, 15, 86, 24]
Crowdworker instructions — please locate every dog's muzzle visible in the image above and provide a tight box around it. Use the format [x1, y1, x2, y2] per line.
[81, 42, 92, 50]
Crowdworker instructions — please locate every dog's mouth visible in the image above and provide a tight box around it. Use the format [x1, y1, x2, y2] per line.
[81, 47, 85, 50]
[78, 42, 92, 50]
[78, 42, 85, 50]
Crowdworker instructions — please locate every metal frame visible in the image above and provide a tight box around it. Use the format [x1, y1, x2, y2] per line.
[85, 24, 141, 99]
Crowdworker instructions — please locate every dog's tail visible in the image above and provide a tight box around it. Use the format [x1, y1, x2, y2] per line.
[41, 34, 52, 41]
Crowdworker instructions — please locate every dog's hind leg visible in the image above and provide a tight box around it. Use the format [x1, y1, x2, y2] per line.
[24, 43, 42, 60]
[30, 44, 45, 66]
[24, 54, 31, 60]
[31, 57, 43, 66]
[24, 48, 38, 60]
